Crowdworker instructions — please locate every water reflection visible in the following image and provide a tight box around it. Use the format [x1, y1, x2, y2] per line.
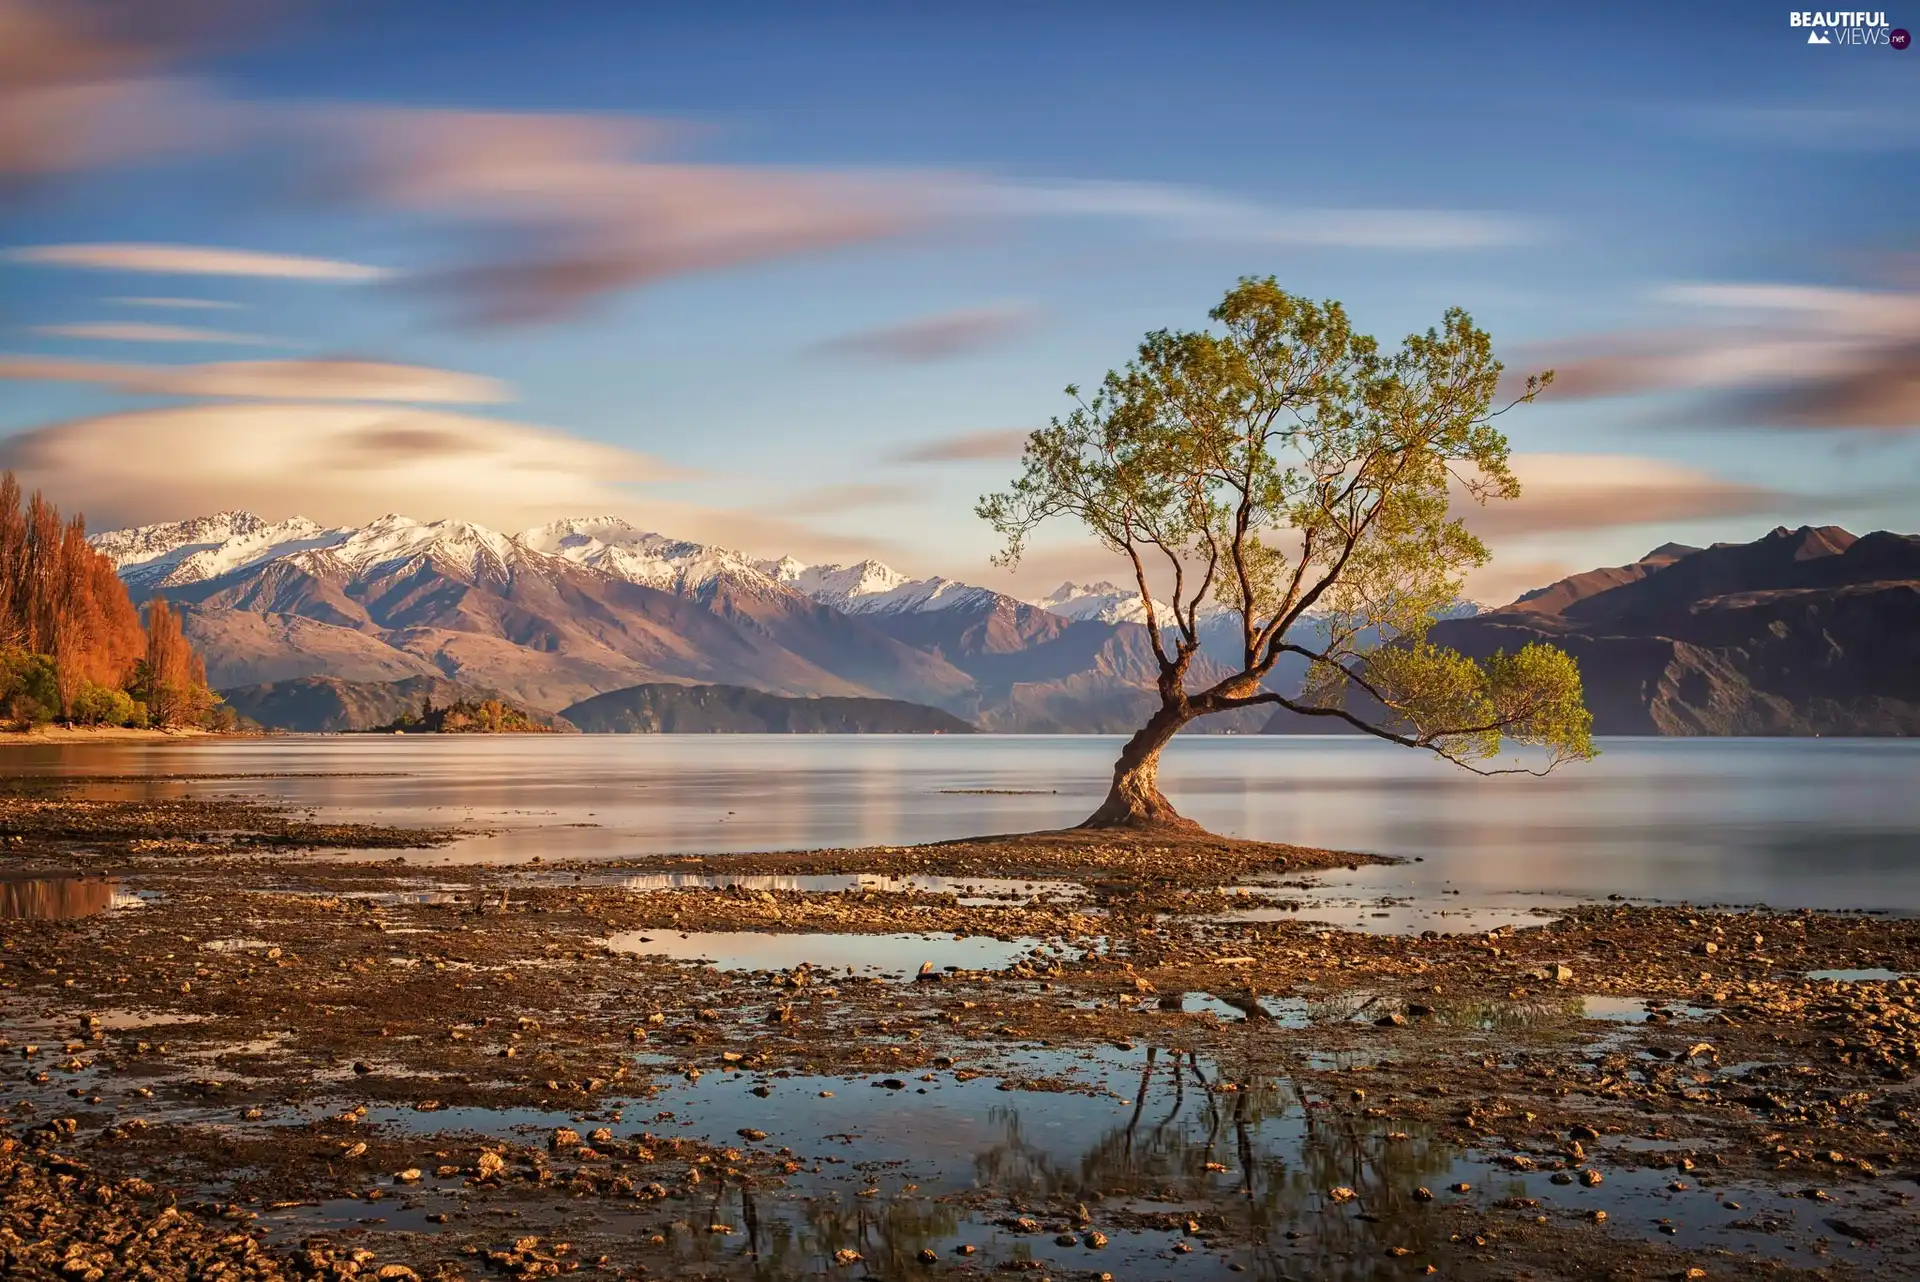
[9, 738, 1920, 914]
[0, 874, 118, 919]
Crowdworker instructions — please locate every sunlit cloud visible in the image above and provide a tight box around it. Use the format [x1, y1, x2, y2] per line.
[29, 321, 287, 346]
[892, 428, 1033, 464]
[0, 401, 677, 531]
[0, 0, 239, 190]
[1508, 281, 1920, 431]
[814, 304, 1037, 363]
[6, 243, 390, 281]
[108, 296, 243, 310]
[1457, 453, 1790, 540]
[0, 355, 509, 404]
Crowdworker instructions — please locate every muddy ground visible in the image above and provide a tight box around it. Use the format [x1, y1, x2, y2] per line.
[1, 773, 1917, 1280]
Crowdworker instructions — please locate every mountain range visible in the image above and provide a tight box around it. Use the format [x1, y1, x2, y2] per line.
[89, 511, 1254, 732]
[1419, 525, 1920, 735]
[92, 512, 1919, 736]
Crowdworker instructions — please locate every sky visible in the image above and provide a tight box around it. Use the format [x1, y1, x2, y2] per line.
[1, 0, 1916, 604]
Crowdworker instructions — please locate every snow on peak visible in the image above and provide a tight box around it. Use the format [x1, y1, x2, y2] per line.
[524, 517, 783, 597]
[321, 514, 523, 579]
[92, 511, 342, 590]
[1030, 580, 1171, 625]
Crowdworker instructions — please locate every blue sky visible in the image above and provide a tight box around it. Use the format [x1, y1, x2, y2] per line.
[1, 0, 1915, 600]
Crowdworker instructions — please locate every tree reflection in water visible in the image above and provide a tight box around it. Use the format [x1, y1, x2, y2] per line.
[668, 1046, 1474, 1280]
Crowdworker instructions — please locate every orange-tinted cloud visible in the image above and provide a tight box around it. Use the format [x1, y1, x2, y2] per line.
[0, 355, 508, 403]
[892, 428, 1033, 464]
[7, 243, 389, 280]
[1456, 453, 1789, 539]
[1508, 282, 1920, 430]
[815, 305, 1037, 363]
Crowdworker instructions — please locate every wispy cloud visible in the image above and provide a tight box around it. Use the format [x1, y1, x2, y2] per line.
[891, 428, 1032, 464]
[1457, 453, 1792, 540]
[109, 296, 243, 310]
[28, 321, 287, 346]
[0, 401, 676, 531]
[959, 179, 1544, 249]
[1509, 281, 1920, 430]
[0, 0, 238, 191]
[814, 305, 1037, 363]
[1693, 103, 1920, 151]
[774, 482, 921, 517]
[7, 243, 390, 280]
[0, 355, 508, 404]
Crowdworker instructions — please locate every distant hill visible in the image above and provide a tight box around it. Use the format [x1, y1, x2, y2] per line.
[1416, 526, 1919, 736]
[560, 683, 976, 733]
[220, 675, 574, 733]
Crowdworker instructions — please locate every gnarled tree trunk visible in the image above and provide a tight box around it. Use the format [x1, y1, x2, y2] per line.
[1080, 702, 1200, 830]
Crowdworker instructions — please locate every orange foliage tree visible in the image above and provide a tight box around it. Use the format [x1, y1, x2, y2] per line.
[0, 470, 210, 727]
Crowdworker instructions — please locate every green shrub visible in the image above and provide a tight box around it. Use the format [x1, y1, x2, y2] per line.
[0, 648, 58, 728]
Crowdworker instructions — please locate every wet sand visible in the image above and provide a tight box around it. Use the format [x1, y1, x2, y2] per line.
[1, 771, 1915, 1280]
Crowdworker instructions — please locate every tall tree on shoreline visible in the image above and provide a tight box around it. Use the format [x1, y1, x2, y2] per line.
[979, 278, 1595, 830]
[0, 470, 202, 726]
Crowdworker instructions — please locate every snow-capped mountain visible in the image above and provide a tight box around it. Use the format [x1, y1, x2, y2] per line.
[770, 557, 1005, 616]
[85, 509, 1305, 732]
[520, 515, 788, 601]
[97, 512, 550, 591]
[93, 512, 343, 592]
[1031, 580, 1173, 625]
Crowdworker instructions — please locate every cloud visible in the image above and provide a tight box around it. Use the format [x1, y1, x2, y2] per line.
[0, 402, 676, 530]
[29, 321, 285, 346]
[0, 0, 239, 191]
[1694, 104, 1920, 151]
[814, 305, 1037, 363]
[1457, 453, 1790, 540]
[0, 355, 509, 404]
[958, 179, 1544, 249]
[109, 296, 242, 310]
[302, 108, 919, 326]
[293, 107, 1543, 326]
[892, 427, 1033, 465]
[6, 243, 390, 280]
[1508, 281, 1920, 430]
[773, 482, 921, 517]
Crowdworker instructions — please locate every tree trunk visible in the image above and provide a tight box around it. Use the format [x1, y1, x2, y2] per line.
[1080, 703, 1201, 830]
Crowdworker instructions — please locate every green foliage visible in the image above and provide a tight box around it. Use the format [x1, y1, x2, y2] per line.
[980, 276, 1593, 775]
[0, 647, 59, 728]
[68, 680, 148, 728]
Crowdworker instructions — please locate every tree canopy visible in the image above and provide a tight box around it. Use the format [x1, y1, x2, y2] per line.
[979, 278, 1594, 828]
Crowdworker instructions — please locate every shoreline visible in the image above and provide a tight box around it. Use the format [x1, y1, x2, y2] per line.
[0, 777, 1914, 1278]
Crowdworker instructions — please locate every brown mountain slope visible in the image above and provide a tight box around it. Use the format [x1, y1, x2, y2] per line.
[163, 546, 974, 712]
[1425, 526, 1920, 735]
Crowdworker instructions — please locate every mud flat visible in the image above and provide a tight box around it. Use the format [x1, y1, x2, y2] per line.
[1, 772, 1917, 1280]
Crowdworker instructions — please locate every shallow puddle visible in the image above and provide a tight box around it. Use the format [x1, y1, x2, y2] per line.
[1806, 968, 1912, 982]
[0, 874, 122, 920]
[585, 871, 1083, 904]
[347, 1046, 1889, 1275]
[603, 930, 1056, 976]
[1212, 889, 1561, 935]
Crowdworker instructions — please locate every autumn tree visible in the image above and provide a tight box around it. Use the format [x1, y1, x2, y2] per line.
[134, 597, 212, 728]
[979, 278, 1594, 831]
[0, 473, 149, 724]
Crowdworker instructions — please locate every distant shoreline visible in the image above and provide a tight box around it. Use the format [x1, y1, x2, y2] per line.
[0, 726, 239, 745]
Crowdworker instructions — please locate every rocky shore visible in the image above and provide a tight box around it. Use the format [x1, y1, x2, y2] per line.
[1, 773, 1915, 1280]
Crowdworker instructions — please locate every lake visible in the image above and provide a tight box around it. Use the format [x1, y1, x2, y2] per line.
[6, 734, 1919, 914]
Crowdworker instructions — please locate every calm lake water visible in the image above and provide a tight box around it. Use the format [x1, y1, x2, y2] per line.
[7, 735, 1919, 914]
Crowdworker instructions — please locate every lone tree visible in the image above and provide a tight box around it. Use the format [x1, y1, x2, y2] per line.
[979, 278, 1594, 831]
